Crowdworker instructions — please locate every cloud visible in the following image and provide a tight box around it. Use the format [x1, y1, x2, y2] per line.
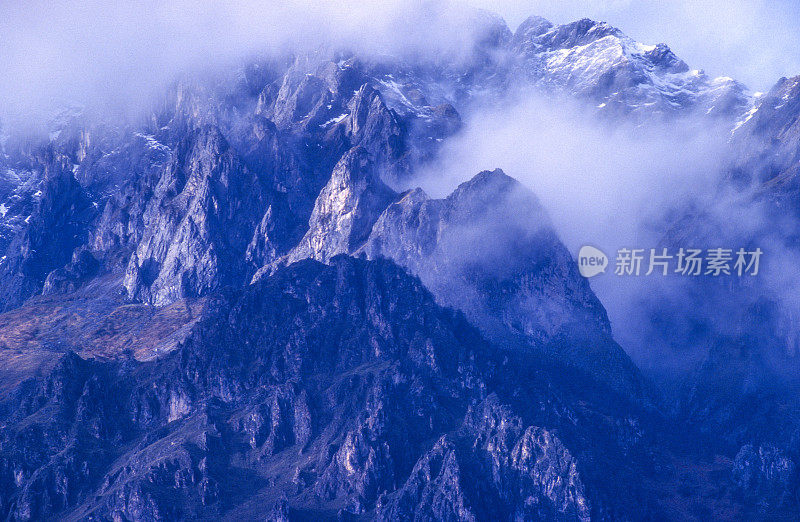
[409, 91, 730, 255]
[405, 87, 800, 374]
[0, 0, 503, 122]
[2, 0, 795, 124]
[2, 0, 797, 376]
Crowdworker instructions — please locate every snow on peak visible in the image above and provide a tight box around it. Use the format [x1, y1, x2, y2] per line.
[509, 16, 751, 116]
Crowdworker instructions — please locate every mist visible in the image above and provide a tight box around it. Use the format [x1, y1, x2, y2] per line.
[410, 91, 730, 255]
[408, 88, 800, 378]
[0, 0, 504, 124]
[5, 0, 795, 126]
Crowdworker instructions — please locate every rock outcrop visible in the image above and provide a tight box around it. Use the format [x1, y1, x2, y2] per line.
[0, 155, 96, 311]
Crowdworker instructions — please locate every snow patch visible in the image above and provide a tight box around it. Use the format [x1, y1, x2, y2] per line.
[634, 42, 656, 53]
[378, 78, 416, 110]
[732, 104, 759, 133]
[134, 133, 169, 152]
[322, 113, 348, 127]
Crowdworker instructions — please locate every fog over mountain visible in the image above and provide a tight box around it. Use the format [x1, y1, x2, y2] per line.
[0, 1, 509, 120]
[4, 0, 796, 117]
[1, 1, 800, 520]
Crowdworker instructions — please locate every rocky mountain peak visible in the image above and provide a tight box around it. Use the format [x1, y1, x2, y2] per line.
[443, 168, 546, 223]
[353, 169, 649, 403]
[643, 42, 689, 73]
[469, 9, 513, 49]
[510, 16, 751, 117]
[537, 18, 623, 50]
[346, 85, 406, 175]
[279, 147, 397, 266]
[739, 75, 800, 135]
[728, 74, 800, 202]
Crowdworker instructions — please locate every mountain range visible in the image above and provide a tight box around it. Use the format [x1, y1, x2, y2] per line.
[1, 11, 799, 521]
